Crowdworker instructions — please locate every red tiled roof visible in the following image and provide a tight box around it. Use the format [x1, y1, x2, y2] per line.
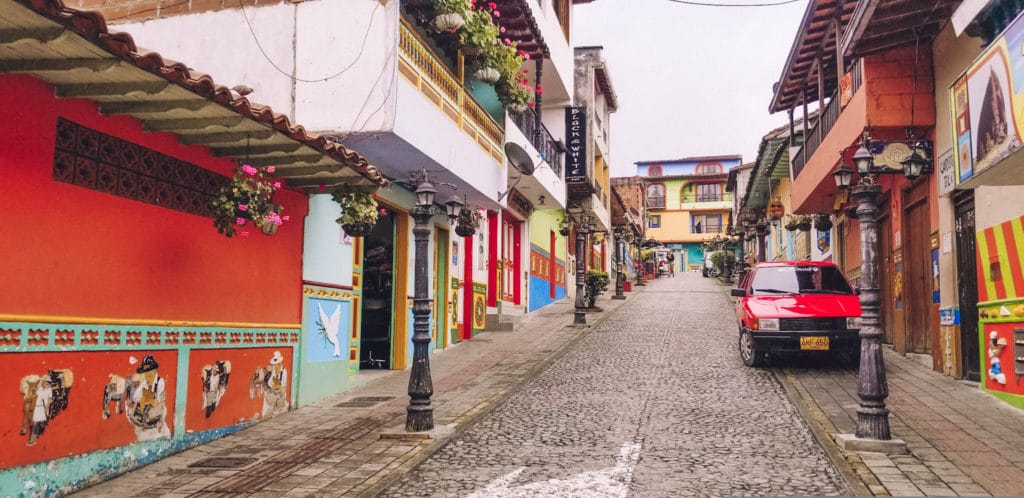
[14, 0, 387, 187]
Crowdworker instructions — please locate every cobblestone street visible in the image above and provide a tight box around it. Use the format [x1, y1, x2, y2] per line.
[382, 273, 847, 497]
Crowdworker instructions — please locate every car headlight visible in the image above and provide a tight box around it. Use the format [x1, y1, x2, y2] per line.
[847, 317, 862, 329]
[758, 318, 780, 331]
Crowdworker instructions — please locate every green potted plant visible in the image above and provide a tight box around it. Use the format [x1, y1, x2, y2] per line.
[584, 269, 610, 308]
[332, 191, 380, 237]
[461, 9, 501, 77]
[496, 67, 533, 112]
[796, 214, 812, 231]
[455, 207, 482, 237]
[784, 215, 800, 232]
[813, 213, 833, 232]
[433, 0, 470, 31]
[211, 164, 287, 238]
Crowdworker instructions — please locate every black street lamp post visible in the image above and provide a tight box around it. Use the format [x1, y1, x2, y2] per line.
[402, 172, 465, 432]
[831, 133, 930, 449]
[573, 214, 592, 325]
[612, 227, 627, 300]
[635, 236, 646, 286]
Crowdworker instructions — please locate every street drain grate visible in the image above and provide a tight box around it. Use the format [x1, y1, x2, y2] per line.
[187, 457, 257, 469]
[335, 395, 395, 407]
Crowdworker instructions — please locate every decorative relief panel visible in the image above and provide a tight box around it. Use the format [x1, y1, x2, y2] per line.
[53, 117, 227, 217]
[0, 324, 298, 351]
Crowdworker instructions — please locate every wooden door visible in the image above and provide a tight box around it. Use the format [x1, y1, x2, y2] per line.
[877, 199, 899, 347]
[955, 191, 980, 380]
[501, 217, 518, 303]
[904, 182, 932, 354]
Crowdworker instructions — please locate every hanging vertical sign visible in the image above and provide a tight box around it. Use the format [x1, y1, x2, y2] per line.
[565, 106, 587, 184]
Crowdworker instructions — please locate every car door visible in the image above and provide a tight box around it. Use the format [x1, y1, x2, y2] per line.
[735, 269, 753, 328]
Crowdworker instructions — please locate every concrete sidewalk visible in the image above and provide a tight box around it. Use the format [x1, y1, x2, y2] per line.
[779, 349, 1024, 496]
[73, 292, 629, 498]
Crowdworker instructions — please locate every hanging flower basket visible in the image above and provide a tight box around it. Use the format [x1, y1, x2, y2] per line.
[332, 191, 380, 238]
[341, 222, 375, 237]
[474, 67, 500, 83]
[507, 103, 529, 114]
[844, 204, 859, 219]
[784, 220, 799, 232]
[813, 214, 833, 232]
[455, 224, 476, 237]
[455, 207, 481, 237]
[434, 12, 465, 31]
[211, 164, 287, 238]
[797, 218, 812, 232]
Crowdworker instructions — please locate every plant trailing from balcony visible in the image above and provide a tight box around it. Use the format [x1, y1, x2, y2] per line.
[455, 206, 482, 237]
[796, 215, 812, 231]
[331, 190, 380, 237]
[433, 0, 470, 31]
[211, 164, 287, 238]
[813, 213, 833, 232]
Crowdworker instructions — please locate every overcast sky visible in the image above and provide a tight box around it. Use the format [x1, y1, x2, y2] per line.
[573, 0, 808, 176]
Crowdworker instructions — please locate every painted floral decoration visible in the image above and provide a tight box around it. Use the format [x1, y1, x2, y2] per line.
[211, 164, 286, 238]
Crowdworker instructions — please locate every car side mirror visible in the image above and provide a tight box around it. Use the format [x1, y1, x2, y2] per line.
[731, 288, 746, 297]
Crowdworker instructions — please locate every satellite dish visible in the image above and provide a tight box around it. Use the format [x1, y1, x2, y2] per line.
[504, 142, 536, 176]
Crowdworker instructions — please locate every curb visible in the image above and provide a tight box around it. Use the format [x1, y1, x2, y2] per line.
[773, 369, 874, 496]
[354, 296, 631, 497]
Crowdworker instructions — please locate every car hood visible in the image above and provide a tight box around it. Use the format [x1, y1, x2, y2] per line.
[744, 294, 861, 318]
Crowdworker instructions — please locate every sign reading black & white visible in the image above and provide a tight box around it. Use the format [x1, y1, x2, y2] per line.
[565, 106, 587, 183]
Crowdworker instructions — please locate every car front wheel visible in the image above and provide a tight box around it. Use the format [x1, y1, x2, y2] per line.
[739, 329, 765, 367]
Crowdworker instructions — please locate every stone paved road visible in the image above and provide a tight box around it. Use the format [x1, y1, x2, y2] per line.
[380, 273, 847, 497]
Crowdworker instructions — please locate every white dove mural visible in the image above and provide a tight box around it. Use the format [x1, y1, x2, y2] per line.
[467, 442, 641, 498]
[317, 302, 342, 357]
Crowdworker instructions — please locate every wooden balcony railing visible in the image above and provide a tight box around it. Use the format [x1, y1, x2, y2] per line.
[398, 19, 503, 159]
[791, 59, 863, 179]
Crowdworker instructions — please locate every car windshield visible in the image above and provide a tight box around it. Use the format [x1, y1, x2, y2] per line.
[749, 266, 853, 295]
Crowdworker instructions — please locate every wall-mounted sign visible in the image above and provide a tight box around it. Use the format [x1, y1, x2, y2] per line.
[937, 149, 956, 196]
[565, 106, 587, 184]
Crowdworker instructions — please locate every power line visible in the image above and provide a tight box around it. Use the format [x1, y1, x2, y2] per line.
[237, 0, 380, 83]
[665, 0, 802, 6]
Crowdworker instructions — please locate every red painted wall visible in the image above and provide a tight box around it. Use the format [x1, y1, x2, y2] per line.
[1, 350, 178, 469]
[0, 75, 307, 323]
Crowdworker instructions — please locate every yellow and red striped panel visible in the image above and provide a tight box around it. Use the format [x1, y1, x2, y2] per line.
[976, 215, 1024, 302]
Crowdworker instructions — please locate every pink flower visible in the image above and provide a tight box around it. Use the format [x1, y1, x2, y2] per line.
[500, 26, 506, 33]
[282, 215, 290, 222]
[240, 231, 250, 238]
[238, 204, 248, 211]
[528, 102, 535, 108]
[318, 185, 326, 191]
[273, 181, 282, 189]
[266, 166, 276, 173]
[236, 217, 246, 226]
[523, 52, 530, 60]
[488, 1, 496, 8]
[242, 165, 258, 176]
[504, 38, 512, 45]
[493, 10, 500, 17]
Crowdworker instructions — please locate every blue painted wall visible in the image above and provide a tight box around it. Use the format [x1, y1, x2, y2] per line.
[528, 276, 567, 312]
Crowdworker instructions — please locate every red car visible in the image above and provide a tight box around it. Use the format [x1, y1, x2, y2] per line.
[731, 261, 862, 367]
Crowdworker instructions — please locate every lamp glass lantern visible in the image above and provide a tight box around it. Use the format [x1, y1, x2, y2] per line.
[444, 194, 464, 220]
[852, 143, 874, 175]
[833, 162, 855, 190]
[415, 180, 436, 207]
[901, 149, 929, 180]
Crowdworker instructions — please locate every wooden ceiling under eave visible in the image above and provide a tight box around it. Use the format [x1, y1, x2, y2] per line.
[841, 0, 960, 59]
[769, 0, 858, 114]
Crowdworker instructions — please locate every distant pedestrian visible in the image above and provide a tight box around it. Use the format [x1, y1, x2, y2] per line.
[667, 253, 675, 276]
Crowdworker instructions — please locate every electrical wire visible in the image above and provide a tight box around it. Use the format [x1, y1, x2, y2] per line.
[664, 0, 802, 6]
[237, 0, 380, 83]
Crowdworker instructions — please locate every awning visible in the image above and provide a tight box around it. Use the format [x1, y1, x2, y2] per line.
[1, 0, 387, 190]
[841, 0, 958, 58]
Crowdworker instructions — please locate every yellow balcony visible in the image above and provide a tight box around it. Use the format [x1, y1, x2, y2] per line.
[397, 19, 504, 163]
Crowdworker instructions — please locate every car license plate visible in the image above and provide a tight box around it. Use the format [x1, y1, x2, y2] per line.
[800, 336, 829, 350]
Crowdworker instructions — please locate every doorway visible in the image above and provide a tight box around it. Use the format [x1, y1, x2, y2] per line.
[877, 198, 899, 346]
[501, 215, 521, 304]
[433, 227, 450, 350]
[955, 190, 980, 381]
[903, 181, 932, 354]
[359, 209, 395, 369]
